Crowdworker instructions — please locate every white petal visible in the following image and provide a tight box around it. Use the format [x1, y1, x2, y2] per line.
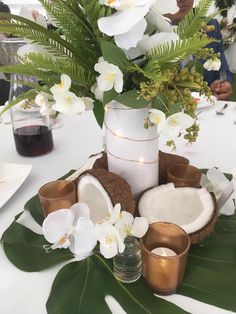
[70, 202, 91, 222]
[146, 4, 172, 32]
[98, 0, 154, 36]
[61, 74, 72, 91]
[70, 231, 96, 259]
[97, 74, 114, 92]
[207, 168, 229, 191]
[35, 14, 47, 28]
[149, 109, 166, 130]
[131, 217, 149, 238]
[114, 19, 147, 49]
[52, 91, 85, 114]
[19, 6, 34, 22]
[82, 97, 94, 111]
[100, 240, 118, 259]
[109, 203, 121, 224]
[113, 72, 123, 93]
[115, 211, 134, 239]
[42, 209, 74, 243]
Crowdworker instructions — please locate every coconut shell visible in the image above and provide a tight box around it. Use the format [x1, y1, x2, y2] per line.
[77, 168, 135, 215]
[159, 151, 189, 185]
[189, 194, 218, 245]
[92, 152, 108, 170]
[90, 151, 189, 185]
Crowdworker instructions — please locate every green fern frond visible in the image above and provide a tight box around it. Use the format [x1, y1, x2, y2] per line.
[0, 14, 87, 64]
[26, 53, 96, 88]
[0, 89, 38, 115]
[39, 0, 100, 64]
[177, 0, 214, 38]
[81, 0, 112, 38]
[148, 36, 215, 65]
[0, 63, 58, 85]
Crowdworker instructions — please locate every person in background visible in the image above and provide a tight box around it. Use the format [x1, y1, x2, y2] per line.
[164, 0, 233, 100]
[0, 2, 11, 106]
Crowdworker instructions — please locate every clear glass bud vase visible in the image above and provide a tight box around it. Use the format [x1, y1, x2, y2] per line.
[113, 235, 142, 283]
[1, 38, 54, 157]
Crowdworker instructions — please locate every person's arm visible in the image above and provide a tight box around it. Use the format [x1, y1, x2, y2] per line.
[204, 20, 233, 100]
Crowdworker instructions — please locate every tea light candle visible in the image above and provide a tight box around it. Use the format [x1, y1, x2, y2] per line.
[151, 247, 177, 257]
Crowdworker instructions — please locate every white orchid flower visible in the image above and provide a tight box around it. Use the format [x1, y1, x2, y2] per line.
[138, 32, 180, 54]
[146, 3, 172, 32]
[98, 0, 155, 37]
[81, 97, 94, 111]
[35, 92, 53, 115]
[42, 203, 97, 260]
[50, 74, 72, 95]
[114, 18, 147, 49]
[19, 6, 47, 27]
[91, 83, 104, 102]
[94, 58, 123, 93]
[52, 91, 86, 114]
[203, 58, 221, 71]
[162, 112, 194, 139]
[200, 168, 235, 216]
[95, 221, 125, 259]
[148, 109, 166, 131]
[115, 211, 149, 240]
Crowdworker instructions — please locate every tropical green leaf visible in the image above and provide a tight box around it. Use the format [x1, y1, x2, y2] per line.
[151, 95, 169, 112]
[101, 40, 128, 71]
[2, 221, 73, 272]
[46, 256, 186, 314]
[114, 90, 150, 108]
[175, 81, 202, 90]
[93, 100, 104, 128]
[148, 36, 215, 65]
[178, 212, 236, 311]
[168, 102, 182, 116]
[103, 89, 118, 105]
[177, 0, 215, 38]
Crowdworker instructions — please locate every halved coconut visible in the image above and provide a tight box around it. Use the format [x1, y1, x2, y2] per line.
[138, 183, 218, 244]
[77, 168, 135, 223]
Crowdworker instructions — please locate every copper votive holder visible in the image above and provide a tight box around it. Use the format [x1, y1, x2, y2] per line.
[38, 180, 76, 216]
[167, 164, 202, 187]
[141, 222, 190, 295]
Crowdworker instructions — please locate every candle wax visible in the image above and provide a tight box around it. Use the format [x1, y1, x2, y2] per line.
[151, 247, 177, 257]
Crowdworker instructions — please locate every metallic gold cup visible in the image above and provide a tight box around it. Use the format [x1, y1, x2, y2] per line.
[167, 164, 202, 187]
[141, 222, 190, 295]
[38, 180, 76, 216]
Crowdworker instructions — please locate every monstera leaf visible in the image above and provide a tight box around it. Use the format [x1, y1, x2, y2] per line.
[46, 256, 186, 314]
[1, 170, 236, 313]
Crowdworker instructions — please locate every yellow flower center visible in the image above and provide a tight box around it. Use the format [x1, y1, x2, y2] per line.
[153, 116, 161, 124]
[105, 234, 115, 246]
[58, 236, 67, 245]
[105, 72, 116, 82]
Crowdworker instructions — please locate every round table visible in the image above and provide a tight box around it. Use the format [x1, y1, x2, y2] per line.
[0, 101, 235, 314]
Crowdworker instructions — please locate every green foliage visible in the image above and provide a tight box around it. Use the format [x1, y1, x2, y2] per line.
[148, 36, 214, 65]
[177, 0, 215, 38]
[2, 169, 236, 313]
[46, 256, 185, 314]
[100, 40, 128, 71]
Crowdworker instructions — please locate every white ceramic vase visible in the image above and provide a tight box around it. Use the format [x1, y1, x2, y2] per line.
[104, 101, 159, 198]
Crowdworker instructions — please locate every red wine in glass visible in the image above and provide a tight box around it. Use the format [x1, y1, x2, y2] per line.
[13, 125, 54, 157]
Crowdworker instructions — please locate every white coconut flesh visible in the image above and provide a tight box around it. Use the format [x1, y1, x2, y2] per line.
[138, 183, 214, 234]
[77, 174, 113, 223]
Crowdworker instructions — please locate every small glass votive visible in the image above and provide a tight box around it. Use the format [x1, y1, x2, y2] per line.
[38, 180, 76, 216]
[167, 164, 202, 187]
[141, 222, 190, 295]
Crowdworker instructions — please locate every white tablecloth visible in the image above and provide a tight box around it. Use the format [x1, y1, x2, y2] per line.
[0, 101, 235, 314]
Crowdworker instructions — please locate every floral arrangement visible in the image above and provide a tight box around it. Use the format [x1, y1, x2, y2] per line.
[43, 202, 148, 260]
[0, 0, 220, 147]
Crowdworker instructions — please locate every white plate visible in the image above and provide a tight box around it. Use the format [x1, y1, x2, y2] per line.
[0, 162, 32, 208]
